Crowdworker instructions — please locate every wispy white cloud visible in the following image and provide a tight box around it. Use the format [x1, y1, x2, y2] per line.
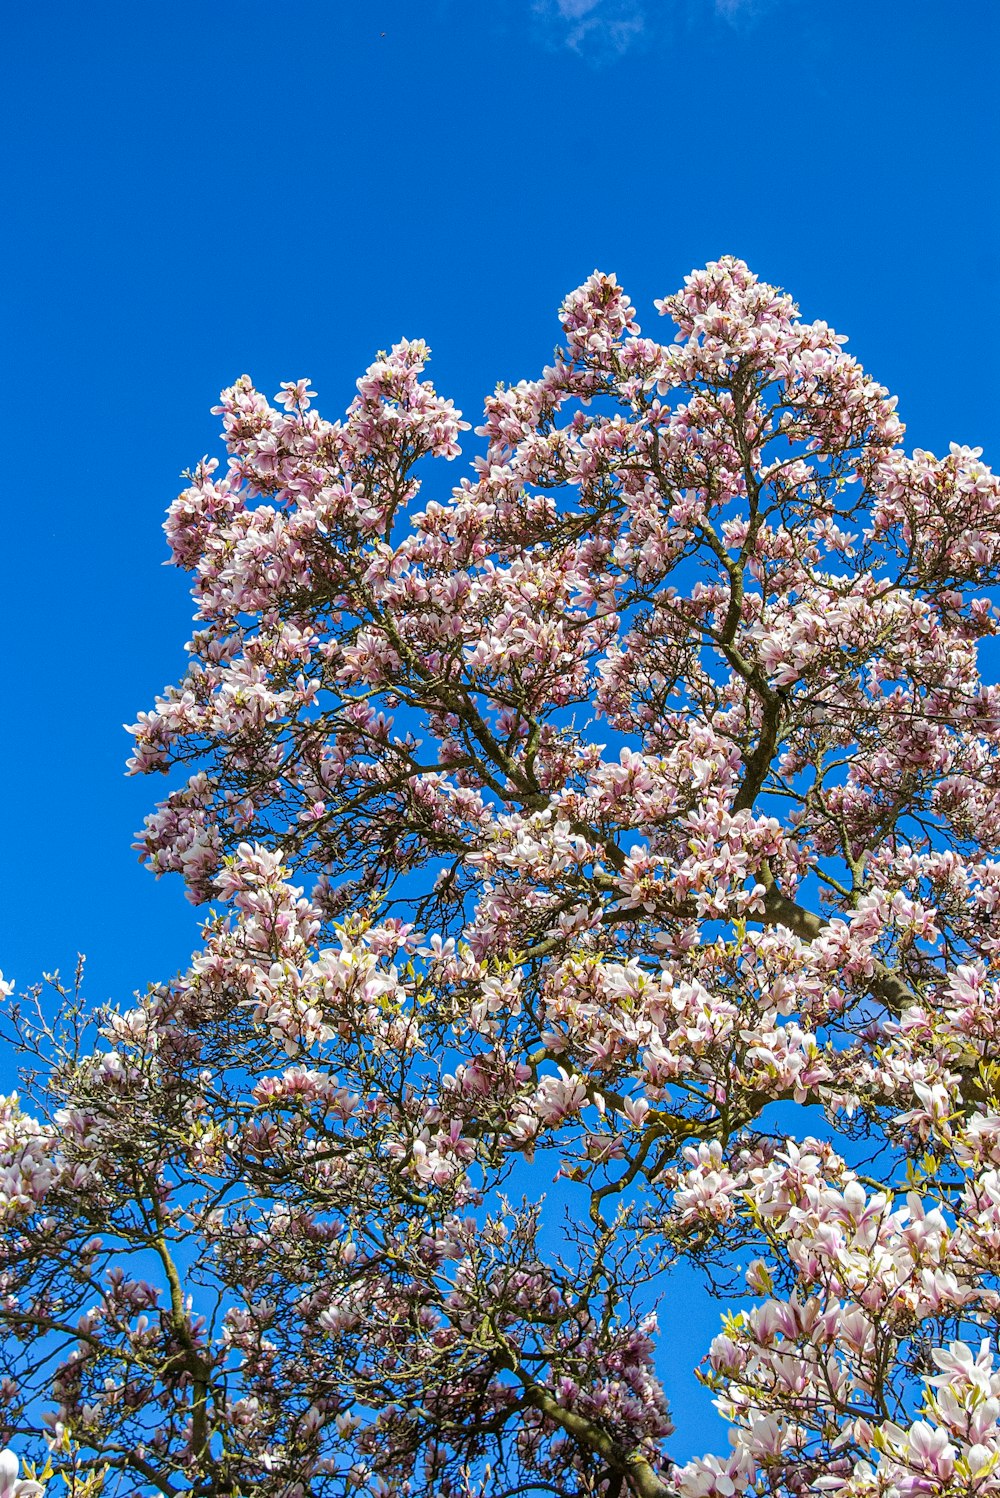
[530, 0, 784, 64]
[553, 0, 604, 17]
[711, 0, 775, 24]
[531, 0, 645, 62]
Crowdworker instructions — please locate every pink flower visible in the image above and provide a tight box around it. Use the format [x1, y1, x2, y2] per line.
[274, 378, 317, 411]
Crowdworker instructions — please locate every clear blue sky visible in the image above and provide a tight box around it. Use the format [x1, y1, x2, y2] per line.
[3, 0, 998, 1460]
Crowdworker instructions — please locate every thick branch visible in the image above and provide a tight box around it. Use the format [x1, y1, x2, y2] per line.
[759, 864, 915, 1016]
[518, 1377, 670, 1498]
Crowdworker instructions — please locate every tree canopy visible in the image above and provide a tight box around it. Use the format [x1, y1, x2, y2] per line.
[4, 257, 1000, 1498]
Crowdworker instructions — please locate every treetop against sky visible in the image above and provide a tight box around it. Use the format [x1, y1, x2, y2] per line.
[3, 0, 996, 999]
[2, 1, 998, 1491]
[4, 253, 1000, 1497]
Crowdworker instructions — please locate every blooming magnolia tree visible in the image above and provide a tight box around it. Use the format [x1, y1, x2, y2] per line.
[4, 258, 1000, 1498]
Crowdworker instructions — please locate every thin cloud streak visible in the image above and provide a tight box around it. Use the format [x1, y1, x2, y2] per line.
[531, 0, 644, 62]
[531, 0, 785, 64]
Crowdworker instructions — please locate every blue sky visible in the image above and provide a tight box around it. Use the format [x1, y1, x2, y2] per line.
[3, 0, 998, 1461]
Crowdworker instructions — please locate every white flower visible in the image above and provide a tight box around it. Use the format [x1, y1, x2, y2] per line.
[0, 1450, 44, 1498]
